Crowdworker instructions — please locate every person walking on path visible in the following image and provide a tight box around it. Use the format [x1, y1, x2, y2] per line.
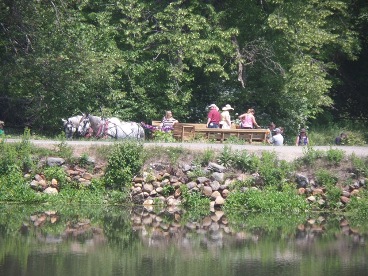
[295, 128, 309, 146]
[206, 104, 221, 128]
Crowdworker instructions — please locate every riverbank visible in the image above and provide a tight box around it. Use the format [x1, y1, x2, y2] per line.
[2, 138, 368, 214]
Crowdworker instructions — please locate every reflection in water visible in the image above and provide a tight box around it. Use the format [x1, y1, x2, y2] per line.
[0, 204, 367, 276]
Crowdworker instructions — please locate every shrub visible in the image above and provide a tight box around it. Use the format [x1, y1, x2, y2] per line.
[233, 150, 255, 172]
[344, 131, 366, 146]
[224, 185, 308, 212]
[350, 154, 368, 177]
[299, 146, 325, 166]
[153, 131, 176, 142]
[217, 145, 236, 168]
[55, 134, 73, 160]
[194, 148, 216, 166]
[326, 148, 345, 165]
[103, 141, 144, 190]
[315, 169, 338, 187]
[257, 152, 292, 188]
[44, 166, 68, 188]
[180, 185, 210, 208]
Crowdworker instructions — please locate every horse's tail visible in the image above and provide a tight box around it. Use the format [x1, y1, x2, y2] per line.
[137, 123, 145, 140]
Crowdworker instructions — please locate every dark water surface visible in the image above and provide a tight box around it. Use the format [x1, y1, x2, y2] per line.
[0, 204, 367, 276]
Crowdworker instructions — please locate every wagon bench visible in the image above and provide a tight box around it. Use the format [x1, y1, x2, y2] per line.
[151, 121, 268, 143]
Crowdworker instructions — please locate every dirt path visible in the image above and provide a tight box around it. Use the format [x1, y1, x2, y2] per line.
[6, 139, 368, 162]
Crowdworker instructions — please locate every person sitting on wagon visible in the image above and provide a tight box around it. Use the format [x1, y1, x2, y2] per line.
[266, 122, 276, 144]
[206, 104, 221, 128]
[219, 104, 234, 129]
[238, 108, 260, 129]
[0, 120, 5, 136]
[160, 110, 178, 132]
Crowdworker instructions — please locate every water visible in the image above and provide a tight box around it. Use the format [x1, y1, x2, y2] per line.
[0, 204, 367, 276]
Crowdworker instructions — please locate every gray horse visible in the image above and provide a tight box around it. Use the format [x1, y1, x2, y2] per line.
[78, 114, 145, 140]
[62, 115, 83, 139]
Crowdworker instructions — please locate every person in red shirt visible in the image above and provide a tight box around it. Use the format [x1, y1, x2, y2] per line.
[206, 104, 221, 128]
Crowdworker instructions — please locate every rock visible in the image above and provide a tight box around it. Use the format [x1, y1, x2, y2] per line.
[208, 162, 226, 173]
[143, 183, 154, 193]
[143, 199, 154, 205]
[202, 186, 213, 197]
[150, 163, 167, 171]
[221, 189, 230, 198]
[38, 179, 48, 189]
[34, 174, 44, 181]
[298, 188, 306, 195]
[340, 196, 350, 204]
[170, 176, 179, 183]
[43, 187, 58, 195]
[210, 180, 221, 191]
[211, 191, 221, 200]
[186, 181, 197, 189]
[133, 176, 144, 183]
[312, 188, 324, 195]
[307, 195, 316, 202]
[46, 157, 65, 167]
[197, 177, 210, 184]
[350, 189, 360, 196]
[215, 196, 225, 205]
[174, 188, 181, 198]
[295, 173, 309, 188]
[211, 172, 224, 183]
[51, 178, 58, 188]
[182, 164, 192, 172]
[30, 180, 40, 190]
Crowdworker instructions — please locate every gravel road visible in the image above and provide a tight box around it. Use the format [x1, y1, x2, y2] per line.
[6, 139, 368, 162]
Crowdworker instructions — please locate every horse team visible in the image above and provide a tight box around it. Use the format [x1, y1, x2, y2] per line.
[62, 114, 145, 140]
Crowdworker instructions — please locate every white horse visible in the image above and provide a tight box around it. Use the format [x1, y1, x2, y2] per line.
[62, 115, 83, 139]
[78, 114, 145, 140]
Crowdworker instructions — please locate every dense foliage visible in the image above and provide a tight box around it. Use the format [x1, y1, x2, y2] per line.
[0, 0, 367, 135]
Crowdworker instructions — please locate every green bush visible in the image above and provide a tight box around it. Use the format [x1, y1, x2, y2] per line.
[233, 150, 255, 172]
[299, 146, 325, 166]
[0, 165, 43, 203]
[315, 169, 338, 187]
[257, 152, 292, 188]
[180, 185, 210, 208]
[350, 154, 368, 177]
[194, 148, 216, 166]
[103, 141, 144, 190]
[224, 185, 308, 212]
[326, 147, 345, 165]
[44, 166, 68, 187]
[153, 131, 176, 142]
[217, 145, 236, 168]
[344, 131, 366, 146]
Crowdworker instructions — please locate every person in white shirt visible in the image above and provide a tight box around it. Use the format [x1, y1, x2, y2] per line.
[271, 128, 284, 146]
[219, 104, 234, 129]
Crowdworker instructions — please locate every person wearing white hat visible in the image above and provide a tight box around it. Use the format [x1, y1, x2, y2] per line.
[219, 104, 234, 129]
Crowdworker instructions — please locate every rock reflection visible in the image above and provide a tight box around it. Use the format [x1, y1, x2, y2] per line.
[131, 206, 262, 251]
